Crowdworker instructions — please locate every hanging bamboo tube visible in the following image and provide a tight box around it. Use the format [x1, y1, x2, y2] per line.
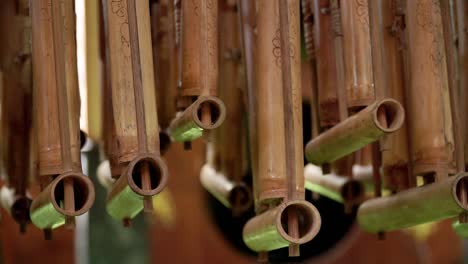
[404, 0, 456, 181]
[305, 164, 365, 204]
[305, 98, 404, 165]
[358, 173, 468, 233]
[340, 0, 375, 109]
[367, 0, 410, 192]
[30, 0, 95, 231]
[243, 0, 320, 255]
[458, 0, 468, 166]
[0, 1, 33, 232]
[103, 0, 168, 222]
[151, 0, 177, 153]
[200, 1, 252, 213]
[168, 0, 226, 143]
[311, 0, 340, 128]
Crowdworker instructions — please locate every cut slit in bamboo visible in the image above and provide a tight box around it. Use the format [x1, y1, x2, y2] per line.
[168, 0, 226, 143]
[103, 0, 168, 222]
[305, 98, 404, 165]
[30, 0, 95, 232]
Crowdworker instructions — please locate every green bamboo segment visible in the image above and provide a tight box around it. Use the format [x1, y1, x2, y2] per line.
[305, 98, 404, 165]
[357, 173, 468, 233]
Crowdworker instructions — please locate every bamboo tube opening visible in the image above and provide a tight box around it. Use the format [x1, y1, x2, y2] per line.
[11, 197, 32, 229]
[341, 181, 366, 202]
[279, 202, 320, 244]
[126, 156, 168, 197]
[374, 99, 405, 132]
[454, 176, 468, 210]
[195, 97, 225, 129]
[51, 174, 95, 216]
[229, 184, 253, 212]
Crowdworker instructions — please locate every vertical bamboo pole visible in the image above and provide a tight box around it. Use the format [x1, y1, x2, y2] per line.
[30, 0, 95, 231]
[312, 0, 340, 129]
[458, 1, 468, 167]
[405, 0, 456, 181]
[341, 0, 375, 110]
[104, 0, 168, 222]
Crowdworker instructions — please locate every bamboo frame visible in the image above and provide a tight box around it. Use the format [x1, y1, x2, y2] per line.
[103, 0, 168, 221]
[305, 98, 404, 165]
[357, 173, 468, 233]
[30, 0, 95, 231]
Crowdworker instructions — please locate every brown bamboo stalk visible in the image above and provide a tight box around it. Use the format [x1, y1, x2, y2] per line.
[312, 0, 341, 128]
[30, 0, 94, 231]
[0, 1, 33, 232]
[168, 0, 226, 143]
[104, 0, 168, 221]
[341, 0, 375, 109]
[405, 0, 456, 181]
[151, 0, 177, 131]
[369, 0, 410, 192]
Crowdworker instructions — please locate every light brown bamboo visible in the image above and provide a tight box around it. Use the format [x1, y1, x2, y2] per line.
[313, 0, 340, 128]
[256, 0, 287, 205]
[341, 0, 375, 109]
[458, 1, 468, 166]
[373, 0, 410, 192]
[405, 0, 456, 180]
[104, 0, 168, 220]
[152, 0, 177, 130]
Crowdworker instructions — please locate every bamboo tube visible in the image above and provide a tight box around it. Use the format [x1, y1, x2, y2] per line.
[452, 220, 468, 238]
[30, 173, 95, 230]
[305, 164, 365, 204]
[30, 0, 95, 230]
[458, 0, 468, 165]
[200, 164, 252, 211]
[305, 98, 404, 165]
[340, 0, 375, 109]
[357, 173, 468, 233]
[238, 0, 259, 213]
[243, 200, 321, 252]
[312, 0, 340, 128]
[0, 186, 32, 232]
[103, 0, 168, 220]
[199, 1, 253, 213]
[151, 0, 177, 131]
[168, 0, 226, 143]
[368, 0, 410, 192]
[405, 0, 456, 180]
[0, 1, 33, 232]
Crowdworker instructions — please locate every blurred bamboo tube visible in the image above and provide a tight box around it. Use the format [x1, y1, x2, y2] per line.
[242, 200, 321, 252]
[305, 164, 365, 204]
[30, 0, 94, 230]
[169, 0, 226, 143]
[369, 0, 410, 192]
[0, 1, 33, 231]
[358, 173, 468, 233]
[305, 99, 404, 165]
[0, 186, 32, 233]
[452, 220, 468, 238]
[405, 0, 456, 180]
[313, 0, 340, 128]
[200, 164, 252, 211]
[151, 0, 177, 131]
[458, 0, 468, 165]
[238, 0, 259, 212]
[103, 0, 168, 220]
[340, 0, 375, 109]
